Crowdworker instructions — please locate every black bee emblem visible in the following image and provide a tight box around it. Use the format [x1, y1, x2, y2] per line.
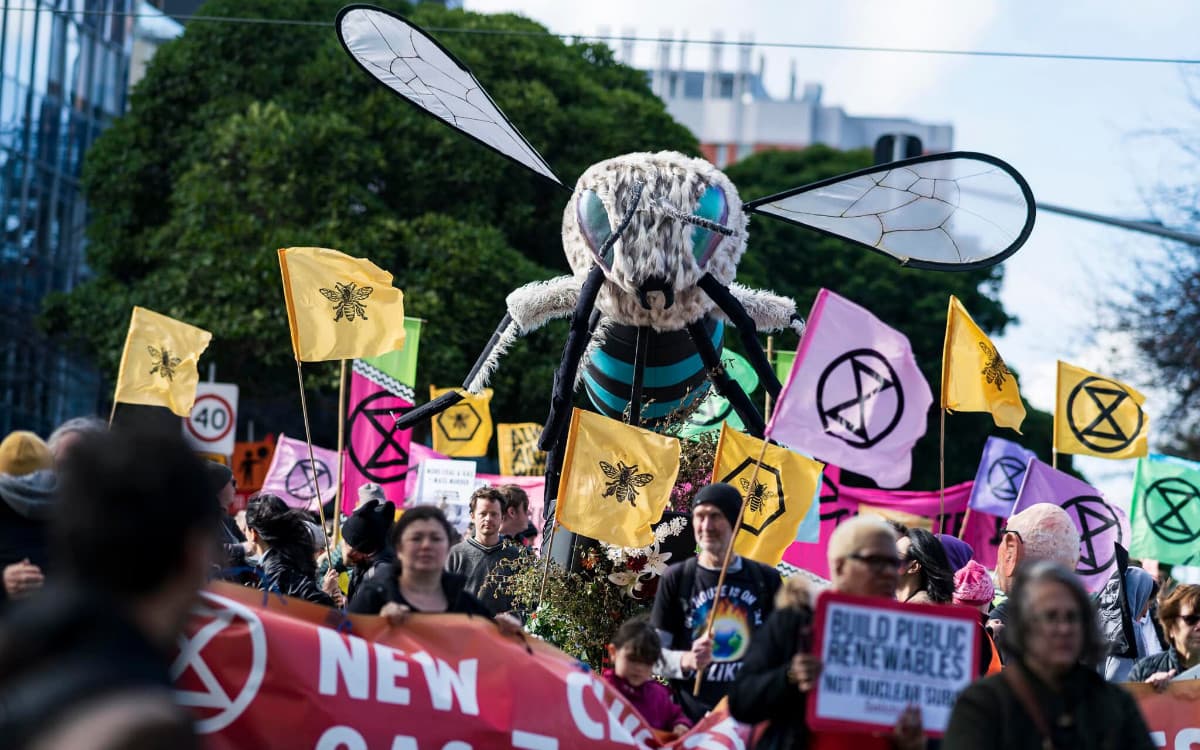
[740, 478, 775, 515]
[147, 346, 182, 381]
[978, 341, 1011, 390]
[320, 281, 374, 322]
[452, 412, 470, 431]
[599, 460, 654, 507]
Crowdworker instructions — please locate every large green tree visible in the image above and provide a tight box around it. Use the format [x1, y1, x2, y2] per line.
[725, 146, 1064, 489]
[45, 0, 696, 444]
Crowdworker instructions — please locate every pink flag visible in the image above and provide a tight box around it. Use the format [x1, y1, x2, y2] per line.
[342, 360, 414, 513]
[1012, 458, 1131, 591]
[782, 466, 1001, 578]
[767, 289, 933, 488]
[260, 434, 341, 510]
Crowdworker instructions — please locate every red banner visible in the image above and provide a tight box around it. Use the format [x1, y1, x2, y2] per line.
[176, 583, 752, 749]
[1122, 682, 1200, 750]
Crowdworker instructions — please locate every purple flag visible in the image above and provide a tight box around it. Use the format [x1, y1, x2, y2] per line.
[766, 288, 933, 488]
[1013, 458, 1131, 591]
[260, 434, 342, 510]
[968, 437, 1038, 516]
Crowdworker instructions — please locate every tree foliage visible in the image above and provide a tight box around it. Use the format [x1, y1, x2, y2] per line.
[726, 146, 1063, 488]
[45, 0, 696, 443]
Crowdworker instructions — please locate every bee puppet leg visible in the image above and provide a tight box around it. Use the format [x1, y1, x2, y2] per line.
[699, 274, 805, 399]
[686, 320, 767, 437]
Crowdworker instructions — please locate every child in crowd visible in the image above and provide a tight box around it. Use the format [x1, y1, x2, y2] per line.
[603, 616, 692, 737]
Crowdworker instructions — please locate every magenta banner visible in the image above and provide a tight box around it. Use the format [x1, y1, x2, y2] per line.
[783, 467, 1002, 578]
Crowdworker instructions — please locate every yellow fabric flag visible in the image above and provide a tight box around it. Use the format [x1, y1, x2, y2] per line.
[1054, 361, 1148, 459]
[711, 424, 823, 566]
[498, 422, 546, 476]
[430, 386, 494, 457]
[113, 307, 213, 417]
[941, 295, 1026, 432]
[555, 409, 681, 548]
[278, 247, 406, 362]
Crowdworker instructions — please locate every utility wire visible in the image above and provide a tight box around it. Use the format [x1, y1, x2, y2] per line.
[4, 4, 1200, 65]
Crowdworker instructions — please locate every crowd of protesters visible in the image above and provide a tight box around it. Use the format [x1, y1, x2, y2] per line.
[0, 421, 1197, 749]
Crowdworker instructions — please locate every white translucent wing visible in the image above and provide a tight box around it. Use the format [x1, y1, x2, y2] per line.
[336, 5, 561, 185]
[745, 152, 1035, 270]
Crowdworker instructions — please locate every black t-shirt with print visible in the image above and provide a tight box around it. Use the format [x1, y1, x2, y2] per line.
[649, 557, 781, 716]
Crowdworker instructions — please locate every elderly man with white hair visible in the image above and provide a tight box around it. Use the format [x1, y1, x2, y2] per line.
[728, 515, 926, 750]
[986, 502, 1081, 661]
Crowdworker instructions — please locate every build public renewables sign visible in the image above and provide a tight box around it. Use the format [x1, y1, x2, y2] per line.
[808, 592, 979, 737]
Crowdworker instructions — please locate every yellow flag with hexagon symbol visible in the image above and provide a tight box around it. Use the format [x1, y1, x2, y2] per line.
[430, 386, 494, 457]
[941, 295, 1026, 432]
[1054, 361, 1148, 459]
[711, 424, 824, 566]
[555, 409, 681, 548]
[113, 307, 213, 417]
[278, 246, 406, 362]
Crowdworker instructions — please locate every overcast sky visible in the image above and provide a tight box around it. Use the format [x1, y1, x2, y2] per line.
[465, 0, 1200, 505]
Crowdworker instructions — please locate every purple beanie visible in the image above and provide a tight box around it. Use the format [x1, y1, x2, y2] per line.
[936, 534, 974, 572]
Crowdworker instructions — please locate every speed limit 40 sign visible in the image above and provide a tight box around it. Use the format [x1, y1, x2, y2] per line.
[184, 383, 239, 457]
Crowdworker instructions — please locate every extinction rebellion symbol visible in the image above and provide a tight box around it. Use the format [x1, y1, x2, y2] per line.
[986, 456, 1027, 502]
[348, 390, 412, 484]
[1142, 477, 1200, 545]
[285, 459, 333, 500]
[816, 349, 904, 449]
[1066, 376, 1143, 453]
[1062, 495, 1122, 577]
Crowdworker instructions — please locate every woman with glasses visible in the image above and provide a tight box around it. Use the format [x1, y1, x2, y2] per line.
[943, 561, 1154, 750]
[728, 515, 925, 750]
[1129, 583, 1200, 690]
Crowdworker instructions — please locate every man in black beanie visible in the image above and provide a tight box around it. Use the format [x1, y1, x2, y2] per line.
[649, 482, 781, 721]
[325, 498, 395, 605]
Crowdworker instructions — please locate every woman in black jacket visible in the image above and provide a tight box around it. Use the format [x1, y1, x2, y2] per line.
[347, 505, 492, 618]
[245, 494, 334, 607]
[1130, 583, 1200, 688]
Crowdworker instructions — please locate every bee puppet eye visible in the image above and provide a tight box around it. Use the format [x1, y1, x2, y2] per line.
[577, 189, 614, 269]
[691, 185, 729, 267]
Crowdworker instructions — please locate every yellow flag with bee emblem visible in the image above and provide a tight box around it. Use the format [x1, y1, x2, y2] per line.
[278, 247, 406, 362]
[498, 422, 546, 476]
[555, 409, 680, 548]
[712, 424, 824, 566]
[430, 386, 494, 457]
[113, 307, 212, 417]
[941, 295, 1026, 432]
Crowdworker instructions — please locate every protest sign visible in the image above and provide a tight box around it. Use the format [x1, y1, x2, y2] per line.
[412, 458, 477, 530]
[177, 582, 755, 750]
[808, 591, 979, 737]
[1122, 681, 1200, 750]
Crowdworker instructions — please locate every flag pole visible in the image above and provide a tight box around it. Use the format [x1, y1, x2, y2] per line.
[957, 506, 972, 541]
[108, 400, 118, 428]
[334, 358, 349, 546]
[294, 358, 335, 564]
[938, 407, 946, 535]
[537, 522, 559, 605]
[764, 335, 774, 417]
[694, 434, 770, 696]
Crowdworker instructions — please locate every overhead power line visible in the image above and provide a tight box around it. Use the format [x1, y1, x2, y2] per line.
[4, 5, 1200, 66]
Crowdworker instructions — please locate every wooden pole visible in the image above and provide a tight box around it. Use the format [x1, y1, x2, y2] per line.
[938, 407, 946, 535]
[764, 335, 774, 417]
[108, 400, 118, 428]
[957, 505, 973, 540]
[537, 522, 559, 604]
[294, 359, 335, 564]
[334, 358, 349, 546]
[693, 435, 770, 696]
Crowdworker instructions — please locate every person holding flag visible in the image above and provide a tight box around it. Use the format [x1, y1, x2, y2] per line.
[649, 483, 781, 721]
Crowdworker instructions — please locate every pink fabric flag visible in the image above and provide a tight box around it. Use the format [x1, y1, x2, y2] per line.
[1012, 458, 1131, 591]
[782, 466, 1002, 578]
[767, 289, 933, 488]
[342, 359, 414, 513]
[260, 434, 342, 510]
[405, 442, 547, 549]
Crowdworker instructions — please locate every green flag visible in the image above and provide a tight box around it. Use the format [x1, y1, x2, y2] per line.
[360, 317, 423, 386]
[677, 350, 757, 440]
[1131, 454, 1200, 565]
[775, 349, 796, 384]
